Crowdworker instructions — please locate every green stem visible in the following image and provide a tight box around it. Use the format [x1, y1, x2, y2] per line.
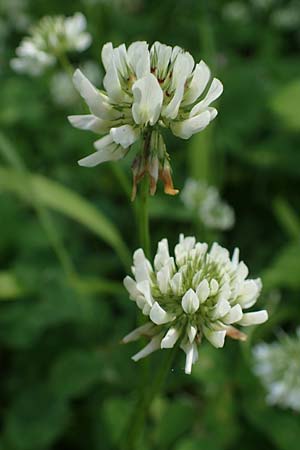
[56, 51, 74, 81]
[138, 175, 150, 258]
[122, 347, 177, 450]
[137, 131, 152, 258]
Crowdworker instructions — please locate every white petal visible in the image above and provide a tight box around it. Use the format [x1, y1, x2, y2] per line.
[150, 41, 172, 78]
[231, 248, 240, 266]
[161, 327, 180, 348]
[170, 272, 183, 296]
[210, 299, 231, 320]
[208, 107, 218, 120]
[238, 279, 261, 308]
[222, 304, 243, 324]
[74, 33, 91, 52]
[170, 51, 194, 91]
[112, 44, 128, 77]
[132, 334, 162, 361]
[204, 328, 226, 348]
[133, 248, 152, 282]
[123, 276, 140, 301]
[157, 266, 170, 295]
[162, 82, 185, 119]
[196, 279, 210, 303]
[128, 41, 150, 78]
[170, 110, 211, 139]
[180, 341, 198, 374]
[150, 302, 174, 325]
[210, 279, 219, 295]
[187, 324, 197, 343]
[110, 125, 140, 149]
[236, 261, 249, 280]
[73, 69, 117, 119]
[199, 77, 223, 107]
[123, 322, 154, 343]
[103, 62, 127, 103]
[156, 257, 175, 294]
[78, 135, 125, 167]
[181, 289, 200, 314]
[182, 60, 211, 105]
[101, 42, 114, 71]
[154, 238, 170, 271]
[238, 310, 268, 326]
[68, 114, 111, 133]
[78, 148, 125, 167]
[132, 73, 163, 126]
[136, 280, 154, 308]
[216, 283, 232, 303]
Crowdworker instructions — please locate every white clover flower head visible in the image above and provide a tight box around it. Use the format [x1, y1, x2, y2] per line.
[68, 41, 223, 199]
[11, 13, 91, 76]
[253, 329, 300, 411]
[123, 234, 268, 374]
[181, 179, 235, 231]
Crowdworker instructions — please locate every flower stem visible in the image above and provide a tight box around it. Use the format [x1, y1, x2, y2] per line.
[121, 347, 177, 450]
[138, 175, 150, 258]
[56, 51, 74, 82]
[137, 131, 152, 258]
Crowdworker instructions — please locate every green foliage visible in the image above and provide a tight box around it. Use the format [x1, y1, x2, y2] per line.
[1, 0, 300, 449]
[0, 271, 24, 299]
[270, 79, 300, 131]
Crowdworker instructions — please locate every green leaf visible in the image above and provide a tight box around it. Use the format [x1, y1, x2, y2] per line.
[153, 397, 196, 447]
[101, 396, 134, 445]
[3, 384, 69, 450]
[49, 349, 105, 399]
[273, 197, 300, 240]
[270, 79, 300, 131]
[0, 166, 130, 268]
[0, 271, 24, 300]
[262, 243, 300, 290]
[0, 279, 83, 348]
[175, 437, 220, 450]
[241, 367, 300, 450]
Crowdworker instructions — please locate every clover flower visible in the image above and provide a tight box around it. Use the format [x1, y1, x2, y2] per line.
[181, 179, 235, 231]
[11, 13, 91, 76]
[123, 234, 268, 374]
[253, 329, 300, 411]
[68, 41, 223, 199]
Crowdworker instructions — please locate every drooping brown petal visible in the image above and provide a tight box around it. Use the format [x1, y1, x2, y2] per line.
[226, 326, 247, 341]
[159, 162, 179, 196]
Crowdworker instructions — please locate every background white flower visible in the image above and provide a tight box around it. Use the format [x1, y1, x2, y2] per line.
[11, 13, 91, 76]
[50, 61, 101, 108]
[68, 41, 223, 198]
[123, 234, 268, 374]
[181, 178, 235, 231]
[253, 329, 300, 411]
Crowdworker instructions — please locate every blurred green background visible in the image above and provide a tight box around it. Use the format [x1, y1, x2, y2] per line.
[1, 0, 300, 449]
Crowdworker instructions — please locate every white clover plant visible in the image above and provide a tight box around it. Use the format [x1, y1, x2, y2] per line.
[181, 178, 235, 231]
[11, 13, 91, 76]
[68, 41, 223, 199]
[123, 234, 268, 374]
[253, 329, 300, 411]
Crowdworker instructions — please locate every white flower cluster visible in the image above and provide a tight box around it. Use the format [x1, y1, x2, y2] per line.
[68, 41, 223, 198]
[123, 234, 268, 374]
[181, 179, 235, 231]
[11, 13, 91, 76]
[253, 329, 300, 411]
